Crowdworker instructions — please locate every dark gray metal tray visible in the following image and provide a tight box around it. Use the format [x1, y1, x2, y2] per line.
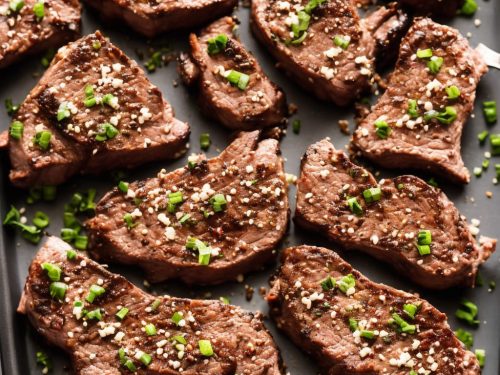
[1, 2, 499, 374]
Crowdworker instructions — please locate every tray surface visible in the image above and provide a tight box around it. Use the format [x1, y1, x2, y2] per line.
[1, 2, 500, 374]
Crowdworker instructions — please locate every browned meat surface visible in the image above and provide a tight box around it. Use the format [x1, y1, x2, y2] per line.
[268, 245, 481, 374]
[295, 139, 496, 289]
[352, 18, 487, 184]
[82, 0, 237, 38]
[399, 0, 463, 18]
[86, 131, 289, 285]
[18, 236, 283, 375]
[178, 17, 287, 130]
[0, 0, 81, 69]
[3, 31, 189, 188]
[251, 0, 375, 106]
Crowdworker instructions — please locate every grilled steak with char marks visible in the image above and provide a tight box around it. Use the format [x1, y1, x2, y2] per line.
[268, 245, 481, 374]
[86, 131, 289, 285]
[0, 0, 81, 69]
[18, 236, 283, 374]
[82, 0, 237, 38]
[352, 18, 487, 184]
[1, 31, 189, 188]
[295, 139, 496, 289]
[179, 17, 287, 130]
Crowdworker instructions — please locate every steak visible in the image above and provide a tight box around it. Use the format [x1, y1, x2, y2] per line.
[251, 0, 375, 106]
[268, 245, 481, 374]
[295, 139, 496, 289]
[0, 0, 81, 69]
[399, 0, 463, 19]
[18, 236, 283, 375]
[1, 31, 189, 188]
[82, 0, 238, 38]
[352, 18, 487, 184]
[86, 130, 289, 285]
[178, 17, 287, 130]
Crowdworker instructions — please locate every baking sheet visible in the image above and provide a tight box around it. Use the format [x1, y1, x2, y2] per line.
[1, 1, 499, 374]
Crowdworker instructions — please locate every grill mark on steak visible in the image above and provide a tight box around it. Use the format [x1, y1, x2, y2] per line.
[81, 0, 238, 38]
[86, 131, 289, 285]
[0, 0, 81, 69]
[178, 17, 287, 130]
[18, 236, 283, 374]
[352, 18, 487, 184]
[268, 245, 481, 374]
[250, 0, 375, 106]
[295, 139, 496, 289]
[3, 31, 190, 188]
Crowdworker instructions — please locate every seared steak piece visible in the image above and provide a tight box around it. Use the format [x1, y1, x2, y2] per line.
[178, 17, 287, 130]
[82, 0, 237, 38]
[1, 31, 189, 188]
[295, 139, 496, 289]
[86, 131, 289, 285]
[18, 236, 283, 375]
[399, 0, 463, 18]
[268, 245, 481, 374]
[251, 0, 375, 106]
[0, 0, 80, 69]
[352, 18, 487, 184]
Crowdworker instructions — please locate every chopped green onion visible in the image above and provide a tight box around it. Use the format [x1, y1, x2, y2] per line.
[84, 85, 94, 98]
[33, 211, 50, 229]
[118, 181, 129, 193]
[145, 323, 157, 336]
[86, 308, 102, 321]
[41, 262, 61, 281]
[225, 70, 250, 90]
[391, 313, 416, 334]
[482, 159, 490, 170]
[33, 1, 44, 21]
[144, 47, 169, 72]
[168, 191, 184, 205]
[337, 274, 356, 294]
[199, 340, 214, 356]
[5, 98, 19, 116]
[185, 238, 212, 265]
[483, 101, 497, 124]
[150, 299, 161, 311]
[362, 187, 382, 203]
[179, 213, 191, 225]
[210, 193, 227, 212]
[416, 49, 433, 59]
[427, 177, 438, 188]
[219, 296, 230, 304]
[346, 197, 363, 216]
[333, 35, 350, 50]
[455, 299, 479, 326]
[348, 317, 358, 332]
[9, 0, 24, 13]
[290, 10, 310, 44]
[92, 40, 101, 50]
[66, 249, 77, 260]
[123, 213, 137, 230]
[86, 284, 106, 303]
[455, 328, 474, 349]
[475, 349, 485, 368]
[207, 34, 228, 55]
[490, 134, 500, 156]
[139, 352, 152, 366]
[95, 123, 119, 141]
[360, 330, 375, 340]
[433, 106, 457, 125]
[417, 244, 431, 256]
[49, 281, 68, 300]
[9, 120, 24, 140]
[473, 166, 482, 177]
[124, 359, 136, 372]
[34, 130, 52, 151]
[40, 49, 55, 68]
[417, 230, 431, 245]
[118, 348, 127, 364]
[102, 93, 116, 107]
[57, 102, 71, 121]
[84, 97, 96, 107]
[460, 0, 478, 16]
[320, 276, 335, 291]
[36, 351, 52, 372]
[3, 205, 20, 225]
[374, 120, 391, 139]
[477, 130, 489, 143]
[172, 335, 187, 345]
[116, 307, 129, 320]
[407, 99, 419, 118]
[200, 133, 211, 151]
[427, 56, 444, 74]
[292, 119, 301, 134]
[403, 303, 419, 319]
[171, 311, 183, 326]
[446, 85, 461, 100]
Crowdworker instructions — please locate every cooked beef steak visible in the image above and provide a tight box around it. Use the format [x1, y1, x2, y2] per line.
[295, 139, 496, 289]
[399, 0, 463, 19]
[18, 236, 283, 375]
[251, 0, 375, 106]
[0, 0, 81, 69]
[178, 17, 287, 130]
[268, 245, 481, 374]
[352, 18, 487, 184]
[82, 0, 237, 38]
[86, 131, 289, 285]
[1, 31, 189, 188]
